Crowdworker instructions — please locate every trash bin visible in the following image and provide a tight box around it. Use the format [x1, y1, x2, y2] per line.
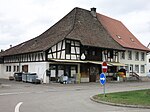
[22, 73, 27, 82]
[26, 73, 37, 83]
[22, 73, 38, 83]
[32, 78, 42, 84]
[14, 72, 23, 81]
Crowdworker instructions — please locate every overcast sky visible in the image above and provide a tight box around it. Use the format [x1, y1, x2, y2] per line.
[0, 0, 150, 50]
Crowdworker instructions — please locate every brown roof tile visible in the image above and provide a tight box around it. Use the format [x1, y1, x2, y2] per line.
[2, 7, 143, 57]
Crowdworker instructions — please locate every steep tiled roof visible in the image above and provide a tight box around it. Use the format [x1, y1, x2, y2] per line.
[0, 8, 76, 56]
[97, 13, 150, 52]
[66, 8, 124, 50]
[3, 7, 148, 57]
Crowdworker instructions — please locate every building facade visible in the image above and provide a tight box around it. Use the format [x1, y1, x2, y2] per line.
[0, 7, 149, 83]
[120, 49, 147, 77]
[147, 43, 150, 74]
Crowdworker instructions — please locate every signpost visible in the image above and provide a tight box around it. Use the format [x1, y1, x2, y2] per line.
[100, 61, 107, 97]
[100, 73, 106, 97]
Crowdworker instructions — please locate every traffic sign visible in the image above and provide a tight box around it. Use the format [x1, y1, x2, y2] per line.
[102, 62, 107, 73]
[100, 73, 106, 85]
[100, 73, 106, 97]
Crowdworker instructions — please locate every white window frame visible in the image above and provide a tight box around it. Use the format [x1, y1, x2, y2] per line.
[141, 65, 145, 73]
[141, 52, 145, 61]
[135, 65, 139, 73]
[128, 51, 132, 60]
[135, 52, 139, 61]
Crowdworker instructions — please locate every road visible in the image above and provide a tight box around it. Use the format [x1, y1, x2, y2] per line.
[0, 79, 150, 112]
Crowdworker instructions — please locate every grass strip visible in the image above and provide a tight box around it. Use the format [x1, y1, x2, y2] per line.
[94, 89, 150, 106]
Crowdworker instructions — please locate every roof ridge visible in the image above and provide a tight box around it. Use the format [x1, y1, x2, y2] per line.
[97, 13, 122, 23]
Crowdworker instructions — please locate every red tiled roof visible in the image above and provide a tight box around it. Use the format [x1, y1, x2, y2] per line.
[97, 13, 150, 52]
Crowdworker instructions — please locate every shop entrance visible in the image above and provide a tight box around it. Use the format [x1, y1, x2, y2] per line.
[49, 64, 77, 82]
[89, 66, 99, 82]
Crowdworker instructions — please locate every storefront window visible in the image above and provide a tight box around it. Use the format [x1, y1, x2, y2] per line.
[71, 66, 76, 78]
[58, 65, 64, 77]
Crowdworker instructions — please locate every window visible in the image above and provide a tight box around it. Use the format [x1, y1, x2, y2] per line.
[13, 66, 16, 72]
[85, 50, 88, 55]
[6, 66, 9, 72]
[135, 52, 139, 61]
[149, 59, 150, 63]
[121, 52, 125, 59]
[117, 35, 121, 39]
[128, 51, 132, 60]
[141, 65, 145, 73]
[92, 51, 96, 56]
[135, 65, 139, 73]
[71, 66, 77, 78]
[66, 42, 71, 54]
[107, 51, 113, 58]
[9, 66, 11, 72]
[17, 66, 19, 72]
[141, 52, 145, 61]
[110, 51, 113, 58]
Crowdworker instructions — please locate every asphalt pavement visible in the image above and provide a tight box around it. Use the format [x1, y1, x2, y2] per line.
[0, 79, 150, 112]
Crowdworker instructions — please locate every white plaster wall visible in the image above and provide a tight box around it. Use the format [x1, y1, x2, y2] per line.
[0, 63, 20, 79]
[120, 49, 147, 77]
[0, 62, 49, 83]
[21, 62, 49, 83]
[147, 54, 150, 73]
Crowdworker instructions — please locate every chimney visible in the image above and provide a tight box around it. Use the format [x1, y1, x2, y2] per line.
[90, 7, 96, 17]
[10, 45, 12, 48]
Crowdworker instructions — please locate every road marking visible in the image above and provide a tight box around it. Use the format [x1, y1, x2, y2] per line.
[0, 92, 31, 96]
[15, 102, 23, 112]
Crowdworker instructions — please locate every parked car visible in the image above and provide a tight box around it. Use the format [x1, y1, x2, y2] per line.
[14, 72, 23, 81]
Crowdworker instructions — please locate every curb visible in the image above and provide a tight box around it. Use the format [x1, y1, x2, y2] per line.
[90, 95, 150, 109]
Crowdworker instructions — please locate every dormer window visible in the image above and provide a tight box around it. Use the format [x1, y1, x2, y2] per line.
[130, 38, 134, 42]
[117, 35, 121, 39]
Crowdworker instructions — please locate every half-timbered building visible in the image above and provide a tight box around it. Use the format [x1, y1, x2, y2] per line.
[0, 7, 149, 83]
